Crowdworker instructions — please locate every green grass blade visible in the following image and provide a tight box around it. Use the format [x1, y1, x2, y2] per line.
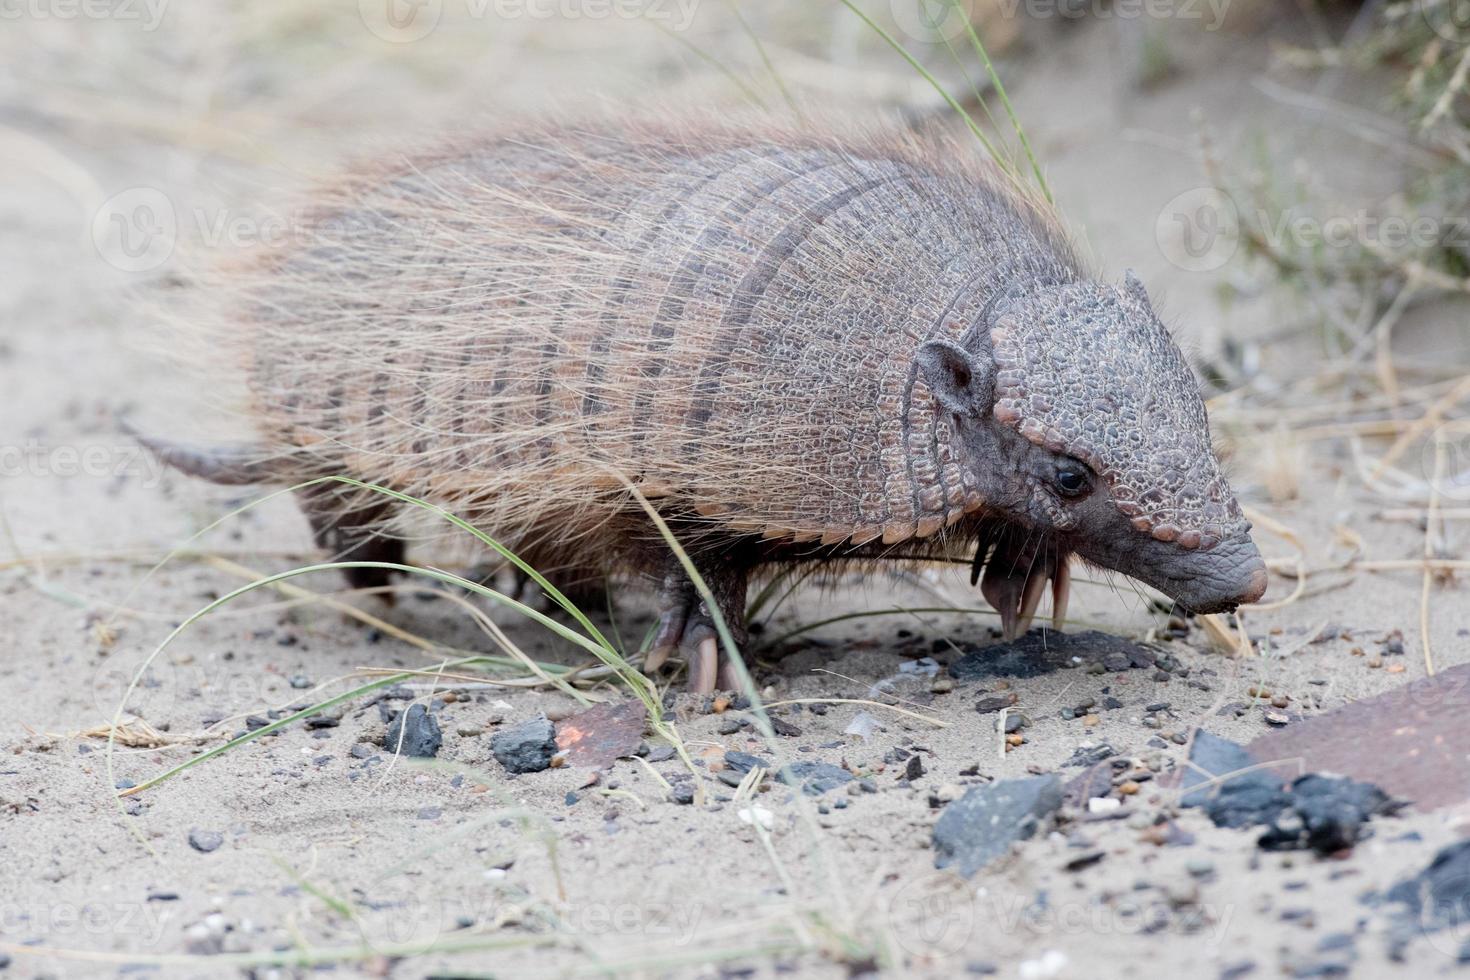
[955, 3, 1051, 201]
[762, 605, 998, 648]
[650, 19, 769, 109]
[836, 0, 1007, 172]
[727, 0, 798, 115]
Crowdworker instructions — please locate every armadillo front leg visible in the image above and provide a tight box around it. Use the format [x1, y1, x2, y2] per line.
[973, 521, 1070, 640]
[295, 485, 405, 598]
[645, 561, 749, 694]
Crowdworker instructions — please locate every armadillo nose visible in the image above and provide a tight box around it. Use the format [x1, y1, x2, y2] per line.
[1239, 564, 1268, 605]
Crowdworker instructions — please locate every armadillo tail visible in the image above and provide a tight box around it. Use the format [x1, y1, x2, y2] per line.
[125, 423, 285, 486]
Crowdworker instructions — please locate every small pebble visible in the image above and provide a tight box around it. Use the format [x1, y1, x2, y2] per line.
[1186, 858, 1215, 878]
[187, 829, 224, 853]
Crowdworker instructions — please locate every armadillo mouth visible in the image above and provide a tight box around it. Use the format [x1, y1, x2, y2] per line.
[970, 519, 1073, 640]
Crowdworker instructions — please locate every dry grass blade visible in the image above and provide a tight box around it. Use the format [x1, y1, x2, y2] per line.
[1198, 613, 1255, 658]
[761, 697, 949, 728]
[52, 719, 221, 749]
[1368, 374, 1470, 481]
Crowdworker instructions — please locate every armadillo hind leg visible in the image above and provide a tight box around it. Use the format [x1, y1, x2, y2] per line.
[296, 484, 405, 599]
[644, 563, 749, 694]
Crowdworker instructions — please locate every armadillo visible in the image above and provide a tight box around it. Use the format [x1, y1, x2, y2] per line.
[138, 117, 1268, 691]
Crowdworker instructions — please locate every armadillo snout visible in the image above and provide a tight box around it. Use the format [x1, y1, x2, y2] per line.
[1168, 537, 1268, 614]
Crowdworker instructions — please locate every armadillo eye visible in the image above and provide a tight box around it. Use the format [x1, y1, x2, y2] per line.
[1053, 467, 1091, 498]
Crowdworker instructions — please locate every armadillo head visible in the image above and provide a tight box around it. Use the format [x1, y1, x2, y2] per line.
[916, 271, 1266, 635]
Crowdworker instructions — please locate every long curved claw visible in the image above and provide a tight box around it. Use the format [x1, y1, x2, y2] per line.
[1016, 567, 1048, 637]
[645, 571, 749, 692]
[970, 521, 1004, 587]
[687, 636, 719, 695]
[974, 529, 1071, 641]
[643, 602, 688, 673]
[980, 562, 1026, 640]
[1051, 558, 1072, 631]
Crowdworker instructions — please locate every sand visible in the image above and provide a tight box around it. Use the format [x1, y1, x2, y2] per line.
[3, 5, 1469, 978]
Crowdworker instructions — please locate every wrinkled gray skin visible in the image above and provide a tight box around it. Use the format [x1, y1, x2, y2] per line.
[917, 278, 1268, 617]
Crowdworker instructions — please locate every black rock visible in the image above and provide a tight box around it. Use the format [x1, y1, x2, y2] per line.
[491, 715, 557, 774]
[974, 696, 1013, 714]
[1383, 839, 1470, 938]
[669, 784, 696, 805]
[187, 829, 223, 853]
[1178, 731, 1289, 829]
[1260, 774, 1399, 855]
[770, 717, 802, 737]
[777, 761, 854, 796]
[950, 630, 1157, 681]
[932, 774, 1063, 877]
[384, 704, 443, 759]
[724, 750, 771, 774]
[1063, 743, 1115, 768]
[903, 754, 925, 781]
[1182, 733, 1398, 854]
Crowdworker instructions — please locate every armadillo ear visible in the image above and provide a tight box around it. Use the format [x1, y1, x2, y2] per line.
[916, 340, 992, 419]
[1124, 269, 1150, 306]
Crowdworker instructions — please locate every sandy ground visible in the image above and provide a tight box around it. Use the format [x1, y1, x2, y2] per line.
[4, 4, 1470, 979]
